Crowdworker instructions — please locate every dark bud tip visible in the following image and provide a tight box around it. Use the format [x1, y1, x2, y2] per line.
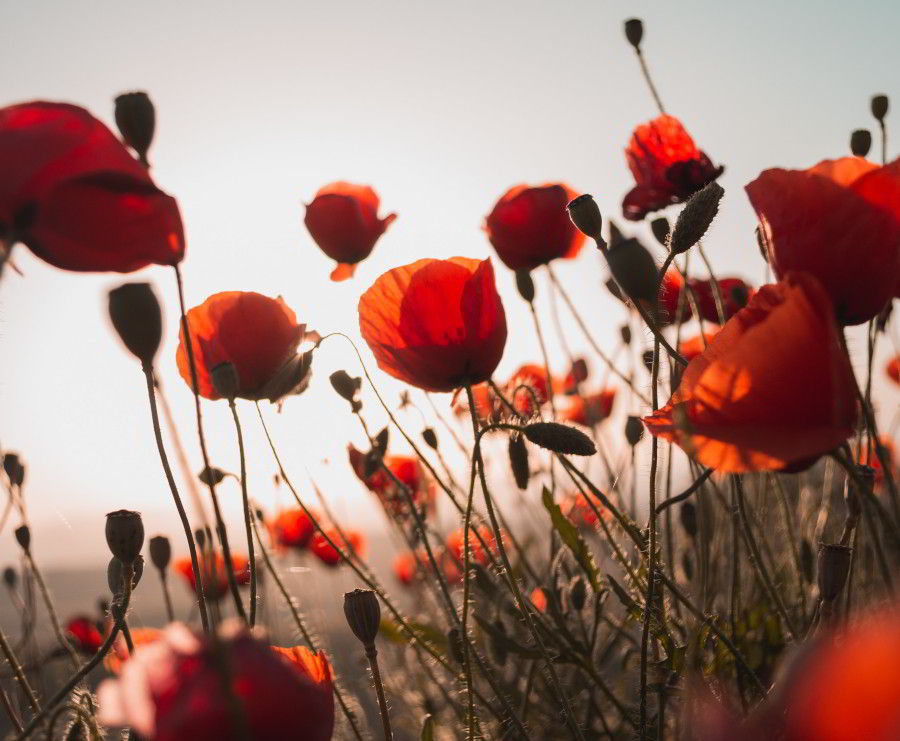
[605, 238, 659, 304]
[2, 567, 16, 589]
[114, 91, 155, 164]
[624, 416, 645, 447]
[679, 501, 698, 538]
[523, 422, 596, 456]
[108, 283, 162, 367]
[871, 94, 889, 122]
[569, 576, 587, 611]
[669, 181, 724, 255]
[619, 324, 632, 346]
[343, 589, 381, 645]
[329, 370, 361, 402]
[817, 543, 852, 602]
[567, 194, 603, 240]
[624, 18, 644, 48]
[422, 427, 438, 450]
[105, 510, 144, 564]
[508, 433, 530, 490]
[850, 129, 872, 157]
[515, 269, 535, 303]
[148, 535, 171, 571]
[210, 362, 240, 400]
[198, 466, 226, 487]
[650, 217, 670, 246]
[14, 525, 30, 552]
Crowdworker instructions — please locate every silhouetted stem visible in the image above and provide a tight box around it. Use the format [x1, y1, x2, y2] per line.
[0, 627, 39, 714]
[158, 570, 175, 623]
[0, 683, 22, 734]
[228, 400, 257, 627]
[654, 468, 713, 515]
[364, 644, 392, 741]
[634, 47, 666, 113]
[21, 550, 79, 670]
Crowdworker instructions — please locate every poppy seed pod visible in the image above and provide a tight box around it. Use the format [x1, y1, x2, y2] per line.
[650, 217, 670, 246]
[148, 535, 171, 571]
[108, 282, 162, 366]
[422, 427, 438, 450]
[343, 589, 381, 646]
[625, 416, 645, 447]
[871, 94, 889, 121]
[198, 466, 226, 487]
[209, 362, 240, 400]
[107, 555, 144, 597]
[515, 269, 535, 303]
[508, 433, 530, 490]
[567, 194, 603, 241]
[523, 422, 596, 456]
[669, 181, 724, 255]
[114, 91, 155, 165]
[817, 544, 852, 602]
[604, 238, 659, 305]
[105, 510, 144, 564]
[14, 525, 30, 552]
[850, 129, 872, 157]
[624, 18, 644, 48]
[620, 324, 632, 345]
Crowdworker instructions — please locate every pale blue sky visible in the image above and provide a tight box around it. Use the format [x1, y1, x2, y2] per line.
[1, 0, 898, 565]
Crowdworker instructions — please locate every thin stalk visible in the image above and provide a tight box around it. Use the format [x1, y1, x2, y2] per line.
[228, 400, 257, 627]
[21, 551, 79, 670]
[634, 46, 666, 113]
[0, 627, 39, 714]
[0, 684, 22, 734]
[654, 468, 713, 515]
[364, 643, 392, 741]
[158, 570, 175, 623]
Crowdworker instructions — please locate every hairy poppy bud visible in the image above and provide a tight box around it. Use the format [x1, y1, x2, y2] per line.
[508, 434, 530, 490]
[625, 416, 644, 446]
[114, 91, 155, 165]
[329, 370, 361, 402]
[515, 269, 535, 302]
[619, 324, 632, 346]
[523, 422, 595, 456]
[14, 525, 30, 552]
[567, 194, 603, 240]
[3, 454, 24, 487]
[3, 567, 16, 589]
[850, 129, 872, 157]
[105, 510, 144, 564]
[344, 589, 381, 646]
[817, 543, 851, 602]
[569, 576, 587, 611]
[447, 628, 465, 664]
[108, 282, 162, 367]
[669, 182, 724, 255]
[650, 217, 670, 246]
[210, 362, 240, 400]
[871, 94, 889, 121]
[679, 502, 697, 538]
[198, 466, 226, 487]
[605, 238, 659, 304]
[107, 555, 143, 597]
[422, 427, 438, 450]
[624, 18, 644, 48]
[148, 535, 171, 571]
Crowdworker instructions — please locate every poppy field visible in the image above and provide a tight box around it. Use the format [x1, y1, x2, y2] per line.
[2, 11, 900, 741]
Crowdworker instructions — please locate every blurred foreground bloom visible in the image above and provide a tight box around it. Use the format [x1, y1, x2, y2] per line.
[176, 291, 311, 402]
[309, 528, 365, 567]
[271, 507, 318, 550]
[348, 444, 434, 520]
[65, 615, 104, 654]
[105, 627, 163, 674]
[98, 622, 334, 741]
[678, 328, 721, 363]
[561, 389, 617, 427]
[622, 114, 724, 221]
[658, 269, 692, 324]
[746, 156, 900, 325]
[485, 183, 585, 271]
[359, 257, 507, 391]
[174, 552, 250, 601]
[644, 273, 856, 472]
[304, 181, 396, 281]
[0, 101, 184, 272]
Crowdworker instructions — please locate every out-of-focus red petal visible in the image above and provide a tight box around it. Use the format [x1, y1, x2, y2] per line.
[887, 355, 900, 386]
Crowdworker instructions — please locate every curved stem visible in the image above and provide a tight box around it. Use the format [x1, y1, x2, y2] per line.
[228, 400, 256, 627]
[654, 468, 713, 516]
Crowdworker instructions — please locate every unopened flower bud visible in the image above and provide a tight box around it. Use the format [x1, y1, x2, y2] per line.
[3, 567, 16, 589]
[107, 555, 143, 597]
[625, 416, 644, 447]
[569, 576, 587, 611]
[210, 362, 240, 399]
[194, 528, 206, 550]
[198, 466, 226, 487]
[624, 18, 644, 49]
[329, 370, 361, 402]
[114, 91, 155, 165]
[3, 453, 21, 483]
[508, 434, 530, 490]
[14, 525, 30, 552]
[105, 510, 144, 564]
[871, 94, 889, 122]
[567, 194, 603, 240]
[650, 217, 670, 246]
[619, 324, 632, 345]
[108, 283, 162, 367]
[850, 129, 872, 157]
[679, 502, 698, 538]
[523, 422, 595, 456]
[422, 427, 438, 450]
[148, 535, 171, 571]
[515, 269, 535, 303]
[605, 238, 659, 304]
[817, 543, 851, 602]
[669, 182, 724, 255]
[343, 589, 381, 645]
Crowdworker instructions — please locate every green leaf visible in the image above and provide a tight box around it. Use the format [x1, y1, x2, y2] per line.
[420, 714, 435, 741]
[379, 617, 447, 655]
[542, 487, 600, 590]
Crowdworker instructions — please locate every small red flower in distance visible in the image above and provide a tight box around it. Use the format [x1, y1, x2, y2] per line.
[304, 182, 396, 281]
[887, 355, 900, 386]
[553, 358, 589, 396]
[451, 382, 501, 423]
[622, 114, 724, 221]
[392, 552, 419, 586]
[505, 364, 551, 417]
[359, 257, 507, 392]
[0, 101, 184, 272]
[65, 616, 105, 654]
[176, 291, 308, 401]
[271, 508, 318, 550]
[677, 328, 721, 363]
[560, 491, 611, 529]
[561, 390, 617, 427]
[348, 444, 434, 520]
[309, 528, 365, 567]
[446, 526, 497, 567]
[485, 183, 586, 271]
[746, 156, 900, 325]
[174, 552, 250, 601]
[643, 273, 857, 472]
[688, 277, 755, 323]
[530, 587, 548, 613]
[98, 622, 335, 741]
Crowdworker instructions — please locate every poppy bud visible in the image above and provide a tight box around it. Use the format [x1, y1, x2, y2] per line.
[107, 555, 143, 597]
[422, 427, 438, 450]
[198, 466, 226, 487]
[508, 434, 530, 490]
[3, 454, 24, 488]
[194, 528, 207, 550]
[624, 18, 644, 48]
[374, 427, 389, 453]
[114, 91, 155, 165]
[619, 324, 632, 346]
[447, 628, 465, 664]
[3, 567, 16, 589]
[871, 94, 889, 121]
[148, 535, 171, 571]
[105, 510, 144, 564]
[14, 525, 30, 552]
[329, 370, 361, 402]
[569, 576, 587, 611]
[210, 362, 240, 400]
[669, 182, 724, 255]
[850, 129, 872, 157]
[567, 194, 603, 241]
[679, 502, 697, 538]
[650, 217, 670, 246]
[625, 416, 644, 446]
[523, 422, 595, 456]
[605, 238, 659, 305]
[489, 619, 508, 666]
[642, 349, 656, 373]
[343, 589, 381, 646]
[515, 269, 535, 303]
[108, 283, 162, 367]
[817, 543, 852, 602]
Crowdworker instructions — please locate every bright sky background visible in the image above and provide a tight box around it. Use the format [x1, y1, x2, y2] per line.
[2, 0, 899, 567]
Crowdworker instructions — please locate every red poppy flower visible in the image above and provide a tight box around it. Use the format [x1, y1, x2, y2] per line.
[348, 444, 434, 520]
[677, 328, 721, 363]
[0, 101, 184, 272]
[622, 115, 724, 221]
[561, 390, 617, 427]
[688, 277, 754, 323]
[304, 181, 396, 281]
[553, 358, 589, 395]
[309, 528, 365, 567]
[643, 273, 857, 472]
[530, 588, 547, 613]
[176, 291, 309, 401]
[505, 364, 551, 417]
[65, 616, 105, 654]
[270, 645, 333, 697]
[484, 183, 586, 271]
[445, 526, 498, 566]
[392, 552, 418, 586]
[359, 257, 507, 392]
[271, 508, 318, 550]
[658, 269, 693, 325]
[451, 382, 501, 423]
[98, 623, 334, 741]
[174, 553, 250, 601]
[888, 355, 900, 385]
[746, 157, 900, 325]
[560, 491, 611, 529]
